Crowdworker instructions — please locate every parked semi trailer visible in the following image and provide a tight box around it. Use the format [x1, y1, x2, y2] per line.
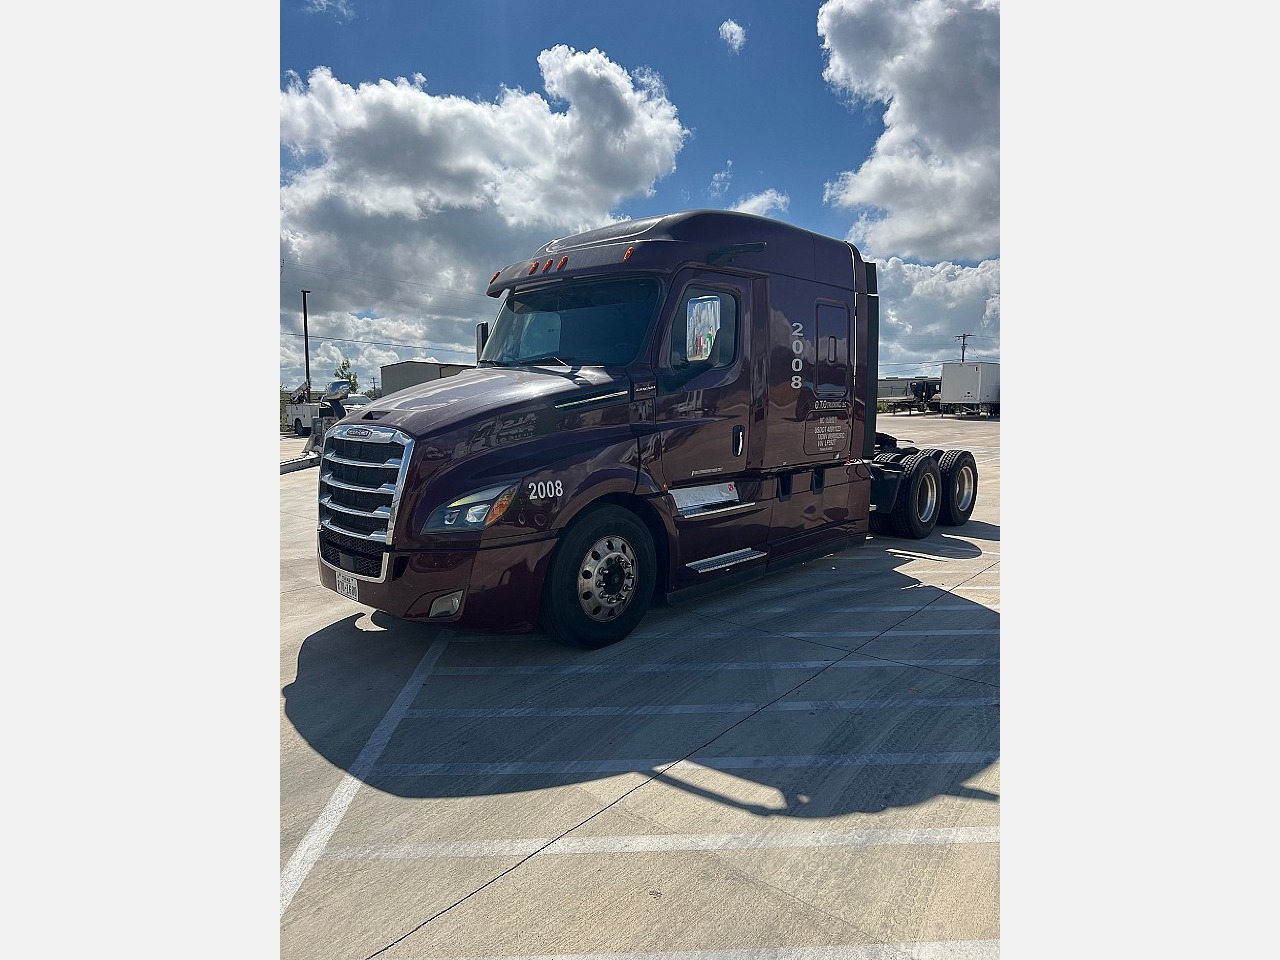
[941, 361, 1000, 417]
[312, 210, 979, 648]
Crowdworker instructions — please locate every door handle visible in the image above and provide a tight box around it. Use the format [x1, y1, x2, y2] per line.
[733, 425, 745, 457]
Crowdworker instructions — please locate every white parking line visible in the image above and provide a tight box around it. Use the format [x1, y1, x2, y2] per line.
[280, 636, 450, 917]
[324, 825, 999, 860]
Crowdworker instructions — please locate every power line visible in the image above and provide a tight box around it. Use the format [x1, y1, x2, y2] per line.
[280, 257, 496, 306]
[280, 331, 471, 355]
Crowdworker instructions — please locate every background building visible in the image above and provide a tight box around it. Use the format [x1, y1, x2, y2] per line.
[380, 359, 475, 397]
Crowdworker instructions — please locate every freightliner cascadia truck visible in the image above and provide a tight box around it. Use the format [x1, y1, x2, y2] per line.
[315, 211, 979, 649]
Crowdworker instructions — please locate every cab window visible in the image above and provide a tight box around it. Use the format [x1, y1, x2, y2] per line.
[667, 287, 737, 372]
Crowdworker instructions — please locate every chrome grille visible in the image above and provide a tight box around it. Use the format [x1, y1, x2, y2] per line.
[318, 423, 414, 581]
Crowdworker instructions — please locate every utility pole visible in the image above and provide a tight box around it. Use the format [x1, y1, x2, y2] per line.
[301, 290, 312, 393]
[955, 332, 973, 362]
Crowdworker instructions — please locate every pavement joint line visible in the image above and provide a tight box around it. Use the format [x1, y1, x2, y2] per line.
[323, 825, 1000, 860]
[429, 658, 998, 676]
[784, 630, 997, 637]
[709, 604, 983, 614]
[279, 634, 450, 918]
[403, 696, 999, 719]
[579, 944, 1002, 960]
[371, 752, 998, 778]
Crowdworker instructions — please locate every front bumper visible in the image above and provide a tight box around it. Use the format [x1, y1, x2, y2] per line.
[317, 532, 558, 632]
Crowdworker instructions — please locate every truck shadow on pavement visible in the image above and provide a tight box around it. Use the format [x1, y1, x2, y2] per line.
[283, 534, 999, 819]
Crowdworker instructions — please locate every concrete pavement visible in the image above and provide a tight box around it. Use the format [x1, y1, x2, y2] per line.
[280, 413, 1001, 959]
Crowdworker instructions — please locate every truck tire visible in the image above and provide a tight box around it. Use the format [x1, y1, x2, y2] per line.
[542, 505, 656, 649]
[293, 418, 310, 437]
[889, 454, 941, 539]
[938, 450, 978, 525]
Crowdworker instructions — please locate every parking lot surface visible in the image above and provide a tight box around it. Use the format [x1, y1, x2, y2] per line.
[281, 414, 1000, 959]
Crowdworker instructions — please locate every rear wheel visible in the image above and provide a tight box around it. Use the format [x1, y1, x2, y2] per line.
[938, 450, 978, 526]
[542, 505, 656, 649]
[293, 418, 308, 436]
[889, 454, 941, 539]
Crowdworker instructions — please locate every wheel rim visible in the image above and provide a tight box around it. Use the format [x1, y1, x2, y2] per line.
[954, 464, 976, 512]
[577, 534, 638, 622]
[917, 471, 939, 524]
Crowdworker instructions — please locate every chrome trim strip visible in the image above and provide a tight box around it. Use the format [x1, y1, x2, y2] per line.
[554, 389, 629, 410]
[320, 495, 391, 519]
[320, 517, 389, 543]
[333, 429, 401, 443]
[320, 472, 397, 494]
[686, 547, 767, 574]
[323, 451, 404, 469]
[675, 501, 759, 521]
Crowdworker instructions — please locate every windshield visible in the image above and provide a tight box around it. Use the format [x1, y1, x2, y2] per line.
[479, 277, 660, 367]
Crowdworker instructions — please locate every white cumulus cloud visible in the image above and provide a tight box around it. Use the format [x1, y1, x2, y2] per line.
[719, 20, 747, 54]
[303, 0, 355, 22]
[708, 160, 733, 198]
[875, 257, 1001, 373]
[731, 189, 790, 218]
[818, 0, 999, 263]
[279, 47, 689, 390]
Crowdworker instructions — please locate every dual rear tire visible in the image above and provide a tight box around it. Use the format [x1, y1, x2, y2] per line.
[878, 449, 978, 538]
[938, 450, 978, 526]
[888, 454, 941, 538]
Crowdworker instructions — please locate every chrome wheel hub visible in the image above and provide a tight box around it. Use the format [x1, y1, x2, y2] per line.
[578, 535, 637, 621]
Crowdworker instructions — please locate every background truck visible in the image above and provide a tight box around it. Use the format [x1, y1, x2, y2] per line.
[312, 210, 980, 649]
[941, 361, 999, 417]
[285, 383, 372, 435]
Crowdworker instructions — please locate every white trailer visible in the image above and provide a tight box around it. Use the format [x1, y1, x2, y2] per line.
[941, 361, 999, 417]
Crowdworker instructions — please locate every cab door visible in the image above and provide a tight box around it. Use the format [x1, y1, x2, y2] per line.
[653, 271, 769, 588]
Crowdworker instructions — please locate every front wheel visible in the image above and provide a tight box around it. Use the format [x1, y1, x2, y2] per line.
[542, 505, 656, 649]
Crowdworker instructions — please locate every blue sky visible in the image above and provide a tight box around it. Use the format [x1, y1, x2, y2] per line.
[279, 0, 1001, 393]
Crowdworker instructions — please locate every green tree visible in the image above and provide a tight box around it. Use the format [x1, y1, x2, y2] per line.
[334, 359, 359, 392]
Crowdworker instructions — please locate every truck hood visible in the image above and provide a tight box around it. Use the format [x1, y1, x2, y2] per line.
[348, 365, 626, 440]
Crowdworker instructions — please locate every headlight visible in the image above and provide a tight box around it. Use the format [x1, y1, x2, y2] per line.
[423, 483, 519, 532]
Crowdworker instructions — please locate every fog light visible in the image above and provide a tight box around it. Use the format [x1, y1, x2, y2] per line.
[428, 590, 463, 618]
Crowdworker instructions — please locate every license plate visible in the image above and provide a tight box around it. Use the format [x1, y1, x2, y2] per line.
[336, 571, 359, 601]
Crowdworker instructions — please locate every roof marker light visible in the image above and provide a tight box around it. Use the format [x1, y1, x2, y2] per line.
[490, 270, 501, 284]
[623, 246, 635, 260]
[557, 257, 568, 270]
[527, 262, 540, 275]
[542, 258, 553, 273]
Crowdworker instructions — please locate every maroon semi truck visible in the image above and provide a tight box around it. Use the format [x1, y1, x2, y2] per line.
[315, 211, 978, 648]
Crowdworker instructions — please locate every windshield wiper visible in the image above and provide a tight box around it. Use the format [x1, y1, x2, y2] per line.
[516, 353, 575, 366]
[476, 358, 508, 366]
